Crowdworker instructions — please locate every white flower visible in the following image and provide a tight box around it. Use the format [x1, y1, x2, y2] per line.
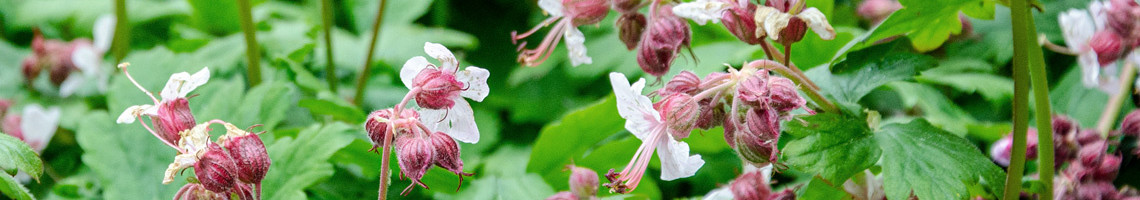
[400, 42, 489, 143]
[1060, 1, 1122, 94]
[539, 0, 564, 17]
[754, 7, 836, 40]
[19, 104, 61, 152]
[60, 15, 116, 97]
[563, 27, 592, 66]
[607, 72, 704, 192]
[116, 67, 210, 124]
[673, 0, 733, 25]
[163, 123, 210, 184]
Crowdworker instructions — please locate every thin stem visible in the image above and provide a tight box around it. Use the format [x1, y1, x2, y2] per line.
[1025, 11, 1055, 199]
[354, 0, 388, 105]
[378, 130, 392, 200]
[758, 39, 777, 60]
[137, 116, 179, 150]
[119, 63, 159, 103]
[112, 0, 129, 64]
[255, 183, 263, 200]
[1097, 62, 1137, 135]
[1004, 0, 1033, 198]
[321, 0, 338, 91]
[237, 0, 262, 87]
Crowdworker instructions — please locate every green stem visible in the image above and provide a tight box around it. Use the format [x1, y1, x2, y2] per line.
[321, 0, 338, 91]
[237, 0, 262, 87]
[1025, 9, 1055, 200]
[112, 0, 128, 64]
[1005, 0, 1033, 198]
[353, 0, 388, 105]
[1097, 62, 1137, 135]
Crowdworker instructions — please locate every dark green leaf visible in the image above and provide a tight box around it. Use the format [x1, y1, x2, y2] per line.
[526, 96, 624, 189]
[782, 113, 881, 183]
[76, 111, 184, 199]
[887, 82, 976, 135]
[875, 120, 1005, 200]
[261, 123, 356, 200]
[299, 92, 366, 123]
[809, 41, 936, 113]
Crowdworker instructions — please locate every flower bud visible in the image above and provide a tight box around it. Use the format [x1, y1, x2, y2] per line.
[729, 171, 771, 200]
[546, 191, 578, 200]
[775, 17, 808, 45]
[722, 4, 763, 44]
[430, 131, 473, 189]
[723, 115, 738, 148]
[637, 5, 690, 77]
[1053, 115, 1078, 138]
[765, 0, 797, 12]
[1093, 155, 1121, 181]
[365, 109, 419, 151]
[857, 0, 901, 24]
[1089, 31, 1124, 66]
[656, 93, 700, 140]
[695, 99, 725, 130]
[735, 108, 780, 165]
[1076, 182, 1121, 200]
[413, 68, 464, 110]
[176, 183, 228, 200]
[233, 182, 256, 200]
[611, 0, 641, 13]
[1122, 111, 1140, 137]
[617, 13, 647, 50]
[565, 0, 610, 26]
[662, 71, 701, 96]
[767, 76, 805, 113]
[1075, 129, 1103, 146]
[1107, 0, 1140, 43]
[218, 124, 270, 184]
[195, 143, 239, 193]
[21, 57, 40, 83]
[1078, 140, 1108, 167]
[152, 98, 196, 145]
[735, 73, 771, 107]
[568, 166, 599, 198]
[395, 132, 434, 194]
[0, 99, 10, 118]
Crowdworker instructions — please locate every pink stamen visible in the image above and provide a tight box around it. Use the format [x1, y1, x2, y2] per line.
[517, 19, 572, 66]
[137, 115, 180, 151]
[511, 16, 563, 43]
[612, 125, 666, 193]
[120, 64, 160, 103]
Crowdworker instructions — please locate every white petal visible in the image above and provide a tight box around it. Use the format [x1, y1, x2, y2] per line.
[59, 75, 85, 97]
[401, 56, 431, 89]
[701, 187, 734, 200]
[1089, 1, 1110, 30]
[1059, 9, 1095, 52]
[609, 73, 661, 140]
[117, 105, 153, 124]
[457, 66, 490, 101]
[656, 135, 704, 180]
[444, 100, 480, 143]
[563, 27, 593, 66]
[71, 46, 101, 77]
[419, 108, 448, 133]
[673, 0, 731, 25]
[539, 0, 564, 17]
[798, 7, 836, 40]
[164, 153, 198, 184]
[755, 6, 791, 40]
[1079, 52, 1101, 88]
[19, 105, 60, 152]
[93, 15, 116, 52]
[179, 123, 211, 154]
[424, 42, 459, 72]
[160, 67, 210, 101]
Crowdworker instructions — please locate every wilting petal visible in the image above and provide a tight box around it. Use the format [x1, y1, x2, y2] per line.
[456, 66, 490, 101]
[117, 104, 154, 124]
[673, 0, 732, 25]
[563, 27, 593, 66]
[656, 135, 704, 180]
[179, 123, 212, 154]
[93, 15, 116, 52]
[19, 105, 60, 152]
[797, 7, 836, 40]
[609, 73, 661, 141]
[401, 56, 431, 89]
[539, 0, 564, 17]
[160, 67, 211, 101]
[1059, 9, 1095, 52]
[754, 6, 791, 39]
[424, 42, 459, 71]
[164, 153, 198, 184]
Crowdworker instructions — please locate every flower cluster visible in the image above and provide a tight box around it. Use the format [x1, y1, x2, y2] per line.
[546, 165, 600, 200]
[1, 101, 61, 153]
[701, 166, 795, 200]
[22, 15, 115, 97]
[115, 64, 270, 199]
[511, 0, 609, 67]
[365, 42, 489, 195]
[604, 59, 810, 194]
[1056, 0, 1140, 94]
[674, 0, 835, 47]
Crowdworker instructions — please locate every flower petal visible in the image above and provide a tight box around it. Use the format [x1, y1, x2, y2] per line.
[446, 99, 480, 143]
[457, 66, 490, 101]
[401, 56, 432, 89]
[160, 67, 210, 101]
[117, 104, 154, 124]
[563, 27, 593, 66]
[59, 75, 85, 97]
[797, 7, 836, 40]
[609, 73, 661, 140]
[419, 108, 447, 132]
[754, 6, 790, 40]
[1059, 9, 1095, 52]
[701, 187, 734, 200]
[539, 0, 564, 17]
[673, 0, 732, 25]
[19, 105, 60, 152]
[93, 15, 116, 52]
[656, 135, 704, 180]
[424, 42, 459, 72]
[71, 46, 100, 77]
[164, 153, 198, 184]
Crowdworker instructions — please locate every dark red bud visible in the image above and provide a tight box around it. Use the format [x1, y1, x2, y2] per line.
[611, 0, 641, 13]
[1093, 155, 1121, 181]
[48, 60, 74, 87]
[568, 166, 599, 198]
[1121, 111, 1140, 137]
[695, 99, 725, 130]
[730, 171, 772, 200]
[430, 132, 473, 189]
[767, 77, 805, 113]
[637, 5, 690, 77]
[21, 57, 40, 83]
[736, 108, 780, 165]
[152, 98, 196, 145]
[564, 0, 610, 26]
[195, 143, 239, 193]
[366, 109, 419, 152]
[222, 133, 270, 184]
[723, 114, 737, 148]
[776, 17, 808, 45]
[1053, 115, 1078, 139]
[175, 183, 228, 200]
[1076, 129, 1103, 146]
[1089, 31, 1124, 66]
[1078, 140, 1108, 167]
[723, 4, 763, 44]
[617, 13, 647, 50]
[655, 93, 700, 140]
[1107, 0, 1140, 44]
[395, 132, 434, 195]
[413, 68, 464, 109]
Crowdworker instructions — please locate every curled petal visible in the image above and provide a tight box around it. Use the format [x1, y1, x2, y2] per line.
[179, 123, 212, 154]
[93, 15, 116, 52]
[117, 104, 154, 124]
[1059, 9, 1096, 52]
[563, 27, 593, 66]
[163, 153, 198, 184]
[609, 73, 661, 140]
[673, 0, 732, 25]
[656, 135, 704, 180]
[753, 6, 790, 39]
[401, 56, 432, 89]
[539, 0, 564, 17]
[797, 8, 836, 40]
[160, 67, 211, 101]
[457, 67, 490, 101]
[19, 105, 60, 152]
[424, 42, 459, 72]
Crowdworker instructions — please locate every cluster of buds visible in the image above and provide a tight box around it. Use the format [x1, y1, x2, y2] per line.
[1055, 0, 1140, 94]
[614, 0, 694, 77]
[603, 59, 810, 194]
[0, 100, 60, 153]
[366, 42, 489, 195]
[511, 0, 610, 67]
[114, 64, 269, 199]
[546, 165, 600, 200]
[728, 171, 794, 200]
[22, 15, 114, 97]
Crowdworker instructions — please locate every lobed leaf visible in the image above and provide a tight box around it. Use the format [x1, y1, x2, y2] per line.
[875, 120, 1005, 200]
[782, 113, 881, 184]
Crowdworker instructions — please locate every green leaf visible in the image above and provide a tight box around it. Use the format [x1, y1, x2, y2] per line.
[797, 176, 852, 200]
[875, 120, 1005, 200]
[887, 82, 977, 136]
[791, 28, 859, 70]
[75, 111, 184, 199]
[808, 41, 936, 113]
[187, 0, 241, 35]
[298, 95, 366, 124]
[781, 113, 881, 183]
[261, 123, 356, 200]
[0, 134, 42, 179]
[0, 172, 35, 200]
[229, 82, 296, 131]
[526, 96, 624, 189]
[867, 0, 989, 51]
[0, 40, 28, 97]
[916, 73, 1013, 105]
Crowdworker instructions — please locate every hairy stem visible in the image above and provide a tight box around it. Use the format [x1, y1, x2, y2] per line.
[354, 0, 388, 105]
[237, 0, 262, 87]
[1097, 62, 1137, 135]
[378, 128, 393, 200]
[112, 0, 129, 64]
[321, 0, 338, 91]
[1025, 9, 1055, 199]
[1004, 0, 1033, 198]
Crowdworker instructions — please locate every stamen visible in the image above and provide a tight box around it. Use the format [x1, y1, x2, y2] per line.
[138, 115, 180, 151]
[512, 17, 563, 43]
[120, 63, 160, 103]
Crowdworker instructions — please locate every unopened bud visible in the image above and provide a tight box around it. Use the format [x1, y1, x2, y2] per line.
[775, 17, 808, 45]
[48, 60, 74, 87]
[1107, 0, 1140, 43]
[413, 68, 464, 110]
[176, 183, 228, 200]
[857, 0, 901, 24]
[723, 115, 738, 148]
[1093, 155, 1121, 181]
[735, 108, 780, 165]
[662, 71, 701, 96]
[722, 4, 763, 44]
[611, 0, 641, 13]
[152, 98, 196, 145]
[767, 76, 804, 113]
[218, 124, 270, 184]
[1089, 31, 1124, 66]
[430, 132, 473, 189]
[1079, 140, 1108, 167]
[617, 13, 647, 50]
[233, 182, 256, 200]
[1053, 115, 1078, 138]
[1076, 129, 1103, 146]
[395, 132, 434, 194]
[568, 166, 599, 198]
[695, 99, 725, 130]
[195, 143, 239, 193]
[365, 109, 419, 151]
[637, 5, 690, 77]
[0, 99, 10, 118]
[1076, 182, 1120, 200]
[1121, 111, 1140, 137]
[735, 73, 771, 107]
[546, 191, 578, 200]
[565, 0, 610, 26]
[656, 93, 700, 140]
[730, 171, 772, 200]
[21, 57, 40, 83]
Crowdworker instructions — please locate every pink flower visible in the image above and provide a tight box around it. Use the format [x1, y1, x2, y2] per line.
[401, 42, 489, 144]
[511, 0, 608, 67]
[1, 104, 61, 153]
[117, 64, 210, 145]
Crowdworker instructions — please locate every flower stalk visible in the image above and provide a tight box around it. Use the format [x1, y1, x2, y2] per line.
[748, 60, 836, 113]
[354, 0, 388, 105]
[321, 0, 338, 90]
[237, 0, 262, 87]
[1005, 0, 1055, 198]
[1097, 62, 1138, 135]
[1026, 13, 1055, 200]
[112, 0, 129, 64]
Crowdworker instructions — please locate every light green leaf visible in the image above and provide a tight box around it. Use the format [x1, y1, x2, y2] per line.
[0, 172, 35, 200]
[875, 120, 1005, 200]
[797, 176, 852, 200]
[916, 73, 1013, 105]
[76, 111, 184, 199]
[526, 96, 624, 189]
[261, 123, 356, 200]
[0, 40, 28, 97]
[888, 82, 976, 136]
[867, 0, 989, 51]
[1049, 67, 1121, 127]
[230, 82, 296, 131]
[298, 97, 366, 124]
[781, 113, 880, 183]
[0, 134, 42, 179]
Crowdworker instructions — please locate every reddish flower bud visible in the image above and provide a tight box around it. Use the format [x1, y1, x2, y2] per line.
[232, 183, 256, 200]
[611, 0, 641, 13]
[219, 129, 270, 184]
[1075, 129, 1103, 146]
[637, 5, 690, 77]
[1053, 115, 1078, 138]
[1122, 111, 1140, 137]
[730, 171, 772, 200]
[564, 0, 610, 26]
[722, 3, 763, 44]
[723, 114, 738, 148]
[662, 71, 701, 96]
[656, 93, 700, 140]
[0, 99, 10, 118]
[1093, 155, 1121, 181]
[1076, 182, 1122, 200]
[1107, 0, 1140, 43]
[765, 0, 797, 12]
[1079, 140, 1108, 167]
[21, 57, 40, 84]
[195, 143, 239, 193]
[568, 166, 599, 198]
[775, 17, 808, 45]
[395, 132, 434, 194]
[736, 73, 771, 107]
[152, 98, 196, 145]
[413, 68, 464, 109]
[617, 13, 647, 50]
[695, 99, 725, 130]
[429, 132, 473, 189]
[767, 76, 805, 113]
[365, 109, 419, 152]
[546, 191, 578, 200]
[735, 108, 780, 165]
[1089, 31, 1124, 66]
[175, 183, 228, 200]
